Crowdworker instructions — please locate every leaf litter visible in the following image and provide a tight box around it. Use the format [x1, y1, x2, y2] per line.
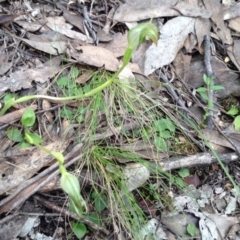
[1, 0, 240, 239]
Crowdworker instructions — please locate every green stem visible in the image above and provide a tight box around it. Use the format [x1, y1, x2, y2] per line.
[0, 64, 126, 116]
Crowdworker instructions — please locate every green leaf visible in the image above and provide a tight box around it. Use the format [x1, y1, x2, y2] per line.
[92, 192, 108, 212]
[233, 115, 240, 131]
[25, 132, 42, 145]
[72, 222, 87, 239]
[85, 213, 101, 225]
[154, 118, 175, 132]
[141, 127, 151, 142]
[208, 101, 214, 109]
[84, 213, 102, 232]
[69, 200, 83, 216]
[57, 76, 69, 87]
[7, 128, 23, 142]
[71, 67, 79, 79]
[19, 141, 31, 149]
[60, 108, 73, 119]
[154, 136, 168, 151]
[174, 177, 185, 188]
[21, 108, 36, 127]
[160, 130, 171, 139]
[203, 74, 208, 83]
[210, 85, 224, 91]
[199, 92, 209, 101]
[187, 223, 197, 237]
[68, 81, 76, 89]
[177, 168, 190, 178]
[83, 84, 91, 93]
[203, 74, 212, 85]
[3, 93, 14, 104]
[227, 106, 239, 116]
[196, 87, 206, 93]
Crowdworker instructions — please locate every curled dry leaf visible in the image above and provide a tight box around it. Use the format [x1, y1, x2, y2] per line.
[173, 1, 211, 18]
[67, 45, 120, 72]
[113, 0, 180, 22]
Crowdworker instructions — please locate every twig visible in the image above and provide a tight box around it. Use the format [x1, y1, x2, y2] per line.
[82, 6, 98, 45]
[33, 194, 109, 235]
[158, 152, 239, 171]
[204, 35, 215, 129]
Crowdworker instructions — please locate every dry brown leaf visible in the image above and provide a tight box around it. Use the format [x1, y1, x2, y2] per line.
[184, 173, 201, 187]
[183, 33, 198, 53]
[172, 52, 192, 80]
[75, 70, 94, 84]
[173, 1, 211, 18]
[113, 0, 180, 22]
[0, 13, 20, 27]
[46, 16, 92, 43]
[57, 3, 85, 33]
[0, 56, 62, 94]
[144, 16, 195, 75]
[132, 41, 152, 73]
[223, 2, 240, 20]
[228, 17, 240, 32]
[194, 17, 211, 51]
[96, 28, 113, 42]
[203, 0, 233, 45]
[0, 44, 14, 76]
[15, 20, 47, 32]
[42, 100, 53, 123]
[22, 38, 67, 55]
[68, 46, 120, 72]
[233, 40, 240, 67]
[99, 32, 128, 57]
[202, 129, 236, 150]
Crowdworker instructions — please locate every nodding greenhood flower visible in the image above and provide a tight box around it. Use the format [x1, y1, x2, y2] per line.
[123, 22, 158, 67]
[60, 172, 88, 215]
[128, 22, 158, 50]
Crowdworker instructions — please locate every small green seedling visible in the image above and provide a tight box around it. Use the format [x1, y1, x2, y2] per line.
[141, 117, 176, 151]
[196, 74, 224, 120]
[226, 106, 240, 131]
[7, 108, 37, 148]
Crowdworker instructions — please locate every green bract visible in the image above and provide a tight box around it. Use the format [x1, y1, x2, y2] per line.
[21, 108, 36, 127]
